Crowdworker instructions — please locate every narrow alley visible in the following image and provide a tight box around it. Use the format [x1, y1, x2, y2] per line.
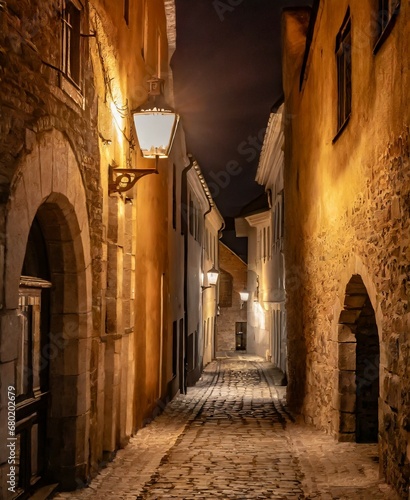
[54, 356, 398, 500]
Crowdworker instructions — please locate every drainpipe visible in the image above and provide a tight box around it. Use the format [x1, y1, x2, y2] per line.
[181, 154, 195, 393]
[213, 218, 225, 358]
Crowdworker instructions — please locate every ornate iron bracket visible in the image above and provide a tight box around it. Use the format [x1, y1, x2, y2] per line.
[109, 163, 158, 194]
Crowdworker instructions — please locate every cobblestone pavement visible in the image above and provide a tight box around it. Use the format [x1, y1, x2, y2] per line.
[54, 355, 400, 500]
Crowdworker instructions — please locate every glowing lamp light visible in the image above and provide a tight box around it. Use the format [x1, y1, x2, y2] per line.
[109, 77, 179, 194]
[202, 266, 219, 290]
[239, 290, 249, 302]
[207, 266, 219, 286]
[133, 107, 179, 159]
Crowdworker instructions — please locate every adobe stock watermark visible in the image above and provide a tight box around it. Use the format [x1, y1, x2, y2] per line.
[6, 386, 17, 494]
[356, 355, 380, 394]
[212, 0, 247, 21]
[207, 127, 266, 198]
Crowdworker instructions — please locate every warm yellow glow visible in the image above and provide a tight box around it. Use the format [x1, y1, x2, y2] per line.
[254, 301, 266, 329]
[133, 109, 179, 158]
[110, 101, 124, 142]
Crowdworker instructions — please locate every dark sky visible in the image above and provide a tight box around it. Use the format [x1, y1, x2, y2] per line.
[172, 0, 311, 258]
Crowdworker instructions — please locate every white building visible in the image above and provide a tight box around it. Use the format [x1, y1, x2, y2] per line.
[184, 157, 224, 386]
[235, 103, 286, 374]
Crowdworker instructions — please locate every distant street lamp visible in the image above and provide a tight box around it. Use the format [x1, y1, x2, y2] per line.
[109, 77, 180, 194]
[201, 265, 219, 290]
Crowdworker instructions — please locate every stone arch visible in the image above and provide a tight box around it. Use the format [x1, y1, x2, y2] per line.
[337, 274, 380, 443]
[3, 129, 92, 489]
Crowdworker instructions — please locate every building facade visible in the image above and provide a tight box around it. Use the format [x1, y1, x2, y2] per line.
[282, 1, 410, 496]
[255, 103, 287, 374]
[184, 158, 223, 386]
[0, 1, 222, 497]
[202, 201, 224, 366]
[235, 183, 286, 366]
[216, 242, 247, 353]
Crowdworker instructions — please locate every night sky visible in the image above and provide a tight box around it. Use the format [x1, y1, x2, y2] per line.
[172, 0, 311, 258]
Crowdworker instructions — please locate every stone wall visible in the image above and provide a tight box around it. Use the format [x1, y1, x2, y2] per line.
[282, 2, 410, 496]
[217, 242, 247, 352]
[0, 0, 180, 495]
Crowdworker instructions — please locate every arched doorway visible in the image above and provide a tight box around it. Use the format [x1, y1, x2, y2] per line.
[337, 274, 379, 443]
[13, 196, 91, 496]
[3, 129, 93, 493]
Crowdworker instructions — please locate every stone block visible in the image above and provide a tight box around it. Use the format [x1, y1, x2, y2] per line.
[339, 370, 356, 394]
[383, 373, 401, 410]
[339, 393, 356, 413]
[337, 432, 356, 443]
[62, 338, 91, 377]
[339, 411, 356, 433]
[0, 312, 20, 363]
[339, 309, 361, 325]
[60, 412, 90, 467]
[66, 156, 80, 209]
[343, 294, 367, 309]
[338, 325, 356, 343]
[338, 342, 356, 370]
[5, 191, 30, 310]
[39, 134, 53, 199]
[63, 372, 91, 417]
[108, 197, 119, 242]
[62, 271, 84, 314]
[0, 362, 15, 406]
[52, 136, 68, 194]
[48, 376, 65, 417]
[385, 334, 399, 373]
[0, 408, 10, 464]
[23, 148, 44, 213]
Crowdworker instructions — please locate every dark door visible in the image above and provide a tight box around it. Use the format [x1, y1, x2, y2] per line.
[235, 322, 247, 351]
[15, 279, 51, 499]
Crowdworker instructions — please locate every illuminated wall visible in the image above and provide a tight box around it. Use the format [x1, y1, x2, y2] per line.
[0, 0, 186, 495]
[282, 2, 410, 495]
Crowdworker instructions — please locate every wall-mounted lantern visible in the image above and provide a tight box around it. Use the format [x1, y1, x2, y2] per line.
[109, 77, 180, 194]
[201, 265, 219, 290]
[239, 289, 249, 309]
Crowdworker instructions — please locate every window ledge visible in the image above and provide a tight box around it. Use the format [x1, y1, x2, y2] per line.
[60, 74, 85, 109]
[332, 115, 350, 144]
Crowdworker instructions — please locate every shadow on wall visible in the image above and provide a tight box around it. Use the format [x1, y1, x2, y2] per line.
[285, 262, 307, 414]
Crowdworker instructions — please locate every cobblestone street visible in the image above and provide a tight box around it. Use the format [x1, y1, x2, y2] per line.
[54, 355, 400, 500]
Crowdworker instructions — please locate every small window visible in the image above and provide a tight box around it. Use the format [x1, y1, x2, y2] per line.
[62, 1, 81, 87]
[374, 0, 401, 53]
[141, 0, 148, 60]
[172, 164, 177, 230]
[335, 9, 352, 138]
[172, 321, 177, 377]
[124, 0, 130, 25]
